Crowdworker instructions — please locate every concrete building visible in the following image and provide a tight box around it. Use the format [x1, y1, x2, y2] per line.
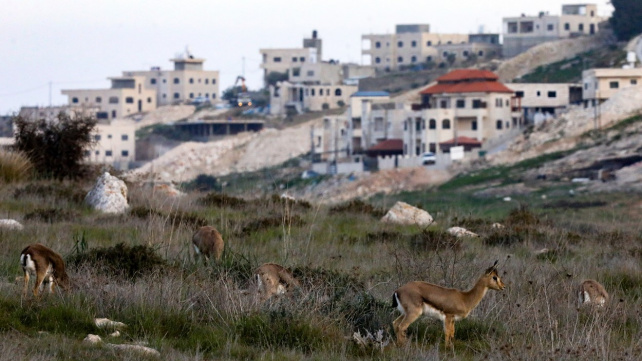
[18, 105, 99, 122]
[503, 3, 604, 58]
[125, 51, 220, 106]
[405, 69, 522, 156]
[85, 120, 136, 170]
[269, 81, 357, 115]
[62, 76, 157, 120]
[260, 30, 322, 86]
[362, 24, 472, 70]
[582, 68, 642, 106]
[508, 83, 582, 123]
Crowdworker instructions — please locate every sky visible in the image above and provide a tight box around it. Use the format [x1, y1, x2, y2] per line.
[0, 0, 613, 115]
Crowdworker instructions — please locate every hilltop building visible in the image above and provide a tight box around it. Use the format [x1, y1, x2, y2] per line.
[508, 83, 582, 123]
[502, 3, 605, 58]
[581, 68, 642, 107]
[260, 30, 323, 87]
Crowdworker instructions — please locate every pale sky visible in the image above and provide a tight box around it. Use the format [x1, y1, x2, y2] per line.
[0, 0, 613, 115]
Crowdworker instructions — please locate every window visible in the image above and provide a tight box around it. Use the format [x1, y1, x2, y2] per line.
[205, 79, 209, 84]
[147, 97, 152, 103]
[121, 150, 129, 157]
[427, 40, 432, 46]
[456, 99, 465, 108]
[292, 68, 300, 76]
[311, 88, 315, 96]
[189, 93, 194, 98]
[174, 78, 179, 84]
[442, 119, 451, 129]
[631, 79, 638, 85]
[609, 81, 619, 89]
[109, 96, 118, 104]
[415, 119, 421, 131]
[274, 57, 282, 62]
[84, 151, 90, 157]
[72, 97, 78, 103]
[506, 99, 509, 106]
[111, 110, 116, 118]
[397, 41, 403, 47]
[212, 78, 216, 84]
[547, 91, 557, 98]
[162, 79, 167, 83]
[189, 78, 194, 84]
[472, 99, 484, 108]
[411, 56, 417, 63]
[411, 40, 417, 47]
[536, 91, 541, 97]
[335, 88, 342, 96]
[443, 51, 448, 57]
[495, 98, 503, 107]
[515, 91, 524, 98]
[440, 100, 448, 108]
[398, 56, 403, 63]
[205, 93, 209, 98]
[463, 51, 469, 57]
[375, 57, 381, 64]
[300, 57, 305, 62]
[212, 93, 216, 99]
[426, 56, 432, 62]
[547, 24, 554, 31]
[107, 134, 112, 139]
[292, 57, 298, 62]
[579, 23, 584, 31]
[151, 78, 156, 84]
[375, 41, 381, 48]
[125, 97, 134, 104]
[429, 119, 436, 129]
[478, 50, 484, 57]
[106, 150, 112, 157]
[174, 93, 180, 99]
[95, 150, 100, 156]
[96, 112, 108, 119]
[496, 120, 503, 129]
[564, 23, 570, 30]
[307, 70, 314, 76]
[95, 97, 102, 103]
[507, 22, 518, 33]
[584, 83, 589, 90]
[94, 135, 101, 141]
[421, 119, 426, 129]
[472, 121, 477, 130]
[162, 93, 167, 98]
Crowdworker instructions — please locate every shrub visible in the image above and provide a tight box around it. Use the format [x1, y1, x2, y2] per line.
[14, 182, 86, 203]
[23, 207, 79, 223]
[329, 199, 386, 218]
[13, 113, 97, 180]
[240, 215, 305, 235]
[182, 174, 222, 192]
[505, 205, 540, 226]
[409, 229, 461, 252]
[200, 192, 247, 208]
[67, 242, 167, 280]
[0, 150, 33, 183]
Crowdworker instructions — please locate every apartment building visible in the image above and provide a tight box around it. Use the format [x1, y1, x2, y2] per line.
[582, 68, 642, 106]
[18, 105, 99, 122]
[362, 24, 472, 70]
[503, 3, 604, 58]
[85, 120, 136, 170]
[62, 76, 156, 120]
[436, 34, 502, 64]
[269, 81, 357, 115]
[405, 69, 521, 155]
[125, 52, 220, 106]
[509, 83, 582, 123]
[260, 30, 322, 86]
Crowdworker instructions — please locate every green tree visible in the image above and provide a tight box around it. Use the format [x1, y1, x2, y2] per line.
[609, 0, 642, 41]
[13, 112, 97, 179]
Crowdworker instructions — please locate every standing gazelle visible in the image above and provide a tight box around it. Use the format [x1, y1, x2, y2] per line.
[577, 279, 609, 308]
[255, 263, 301, 302]
[192, 226, 224, 262]
[20, 243, 70, 298]
[392, 261, 505, 346]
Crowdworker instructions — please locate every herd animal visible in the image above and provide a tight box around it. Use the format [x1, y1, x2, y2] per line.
[18, 225, 612, 347]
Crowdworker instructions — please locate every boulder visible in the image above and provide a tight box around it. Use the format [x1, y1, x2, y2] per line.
[95, 318, 127, 330]
[380, 201, 434, 227]
[83, 334, 103, 344]
[447, 226, 479, 238]
[0, 219, 23, 230]
[85, 172, 129, 214]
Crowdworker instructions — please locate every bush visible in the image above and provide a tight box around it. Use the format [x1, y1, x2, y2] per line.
[182, 174, 222, 192]
[329, 199, 386, 218]
[13, 113, 97, 180]
[14, 182, 86, 203]
[409, 229, 461, 252]
[67, 242, 167, 280]
[24, 207, 79, 223]
[200, 192, 247, 208]
[0, 150, 33, 183]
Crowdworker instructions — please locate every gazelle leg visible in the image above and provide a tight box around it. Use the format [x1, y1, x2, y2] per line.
[49, 276, 56, 294]
[444, 315, 455, 347]
[396, 308, 422, 346]
[23, 270, 30, 297]
[33, 271, 46, 298]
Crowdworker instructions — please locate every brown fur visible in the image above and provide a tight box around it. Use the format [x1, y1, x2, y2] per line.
[392, 262, 505, 347]
[255, 263, 301, 302]
[20, 243, 70, 298]
[192, 226, 224, 261]
[578, 279, 609, 308]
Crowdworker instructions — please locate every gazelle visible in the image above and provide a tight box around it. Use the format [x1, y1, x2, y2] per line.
[192, 226, 224, 261]
[20, 243, 70, 298]
[392, 261, 505, 346]
[255, 263, 301, 302]
[577, 279, 609, 308]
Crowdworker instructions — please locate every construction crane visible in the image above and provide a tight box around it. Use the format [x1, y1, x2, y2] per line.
[232, 76, 252, 107]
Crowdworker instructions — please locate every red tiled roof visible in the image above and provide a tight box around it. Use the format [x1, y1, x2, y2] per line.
[367, 139, 403, 151]
[420, 81, 514, 94]
[439, 136, 482, 146]
[436, 69, 499, 82]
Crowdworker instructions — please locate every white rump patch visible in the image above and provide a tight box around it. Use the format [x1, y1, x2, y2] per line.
[21, 254, 36, 273]
[394, 293, 405, 314]
[193, 244, 201, 254]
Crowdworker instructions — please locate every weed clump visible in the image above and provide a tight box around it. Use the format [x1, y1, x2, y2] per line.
[408, 229, 461, 252]
[200, 192, 247, 208]
[14, 182, 86, 204]
[24, 207, 79, 223]
[0, 150, 33, 183]
[329, 199, 386, 218]
[67, 242, 167, 280]
[483, 229, 525, 247]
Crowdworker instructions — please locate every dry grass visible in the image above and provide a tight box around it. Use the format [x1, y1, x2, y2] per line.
[0, 150, 33, 183]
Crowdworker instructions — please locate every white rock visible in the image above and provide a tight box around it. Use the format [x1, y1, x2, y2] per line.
[95, 318, 127, 330]
[380, 201, 434, 227]
[109, 331, 121, 337]
[109, 344, 160, 357]
[85, 173, 129, 214]
[84, 334, 103, 344]
[491, 223, 505, 229]
[447, 226, 480, 238]
[0, 219, 23, 230]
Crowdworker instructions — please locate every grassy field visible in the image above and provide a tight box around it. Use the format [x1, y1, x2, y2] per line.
[0, 166, 641, 360]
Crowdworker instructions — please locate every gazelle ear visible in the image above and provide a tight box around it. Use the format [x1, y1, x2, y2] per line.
[485, 260, 499, 275]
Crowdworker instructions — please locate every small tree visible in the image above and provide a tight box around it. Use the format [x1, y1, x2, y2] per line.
[610, 0, 642, 41]
[13, 112, 97, 179]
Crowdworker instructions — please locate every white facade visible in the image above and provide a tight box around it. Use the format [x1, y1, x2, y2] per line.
[85, 121, 136, 169]
[582, 68, 642, 106]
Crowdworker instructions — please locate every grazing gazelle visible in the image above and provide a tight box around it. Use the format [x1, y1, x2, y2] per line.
[20, 243, 70, 298]
[255, 263, 301, 302]
[192, 226, 224, 262]
[577, 279, 609, 308]
[392, 261, 505, 346]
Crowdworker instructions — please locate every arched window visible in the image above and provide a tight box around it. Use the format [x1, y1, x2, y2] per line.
[429, 119, 436, 129]
[496, 120, 503, 129]
[442, 119, 451, 129]
[335, 88, 342, 96]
